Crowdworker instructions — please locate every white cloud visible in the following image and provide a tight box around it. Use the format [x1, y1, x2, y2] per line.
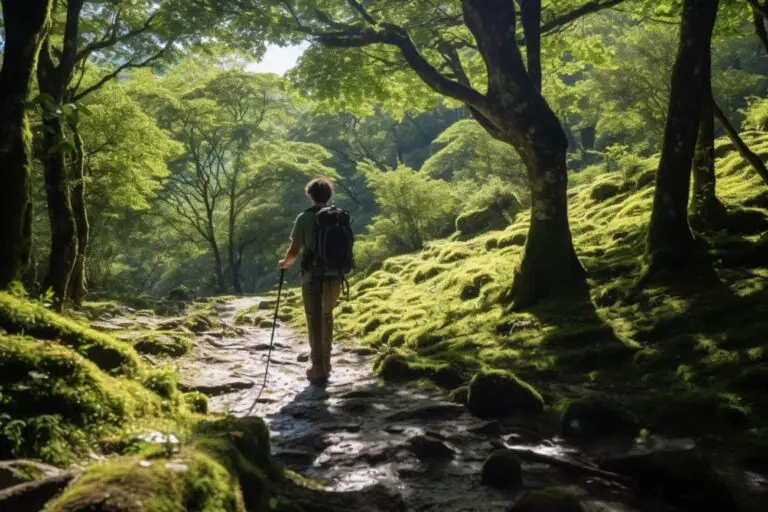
[246, 43, 309, 75]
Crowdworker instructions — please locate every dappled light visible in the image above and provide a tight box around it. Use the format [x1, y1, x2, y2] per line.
[2, 0, 768, 510]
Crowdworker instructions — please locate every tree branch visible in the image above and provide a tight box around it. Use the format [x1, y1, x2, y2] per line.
[73, 41, 173, 101]
[347, 0, 377, 25]
[316, 24, 487, 107]
[752, 6, 768, 55]
[541, 0, 626, 34]
[75, 11, 159, 64]
[712, 98, 768, 186]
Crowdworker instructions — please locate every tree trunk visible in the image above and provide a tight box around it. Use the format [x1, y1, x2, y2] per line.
[212, 242, 227, 294]
[462, 0, 586, 309]
[0, 0, 52, 288]
[519, 0, 542, 92]
[646, 0, 719, 271]
[69, 128, 89, 304]
[580, 125, 596, 151]
[228, 149, 243, 295]
[40, 116, 78, 308]
[37, 2, 84, 308]
[507, 142, 585, 307]
[690, 58, 726, 231]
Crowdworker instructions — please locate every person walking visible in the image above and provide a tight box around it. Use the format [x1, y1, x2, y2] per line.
[279, 178, 353, 384]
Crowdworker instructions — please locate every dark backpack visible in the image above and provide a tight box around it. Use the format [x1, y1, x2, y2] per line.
[303, 205, 354, 277]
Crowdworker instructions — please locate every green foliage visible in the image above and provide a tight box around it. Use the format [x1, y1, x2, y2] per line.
[357, 166, 459, 269]
[421, 120, 526, 194]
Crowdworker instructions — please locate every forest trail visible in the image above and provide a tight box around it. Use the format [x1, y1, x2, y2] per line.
[174, 297, 691, 511]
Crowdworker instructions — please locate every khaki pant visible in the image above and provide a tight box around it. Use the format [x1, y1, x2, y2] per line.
[301, 276, 341, 374]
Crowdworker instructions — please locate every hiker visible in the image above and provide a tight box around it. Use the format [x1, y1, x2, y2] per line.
[279, 178, 353, 383]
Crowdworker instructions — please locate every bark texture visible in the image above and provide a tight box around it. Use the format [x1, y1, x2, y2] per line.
[691, 92, 726, 231]
[646, 0, 719, 270]
[0, 0, 52, 288]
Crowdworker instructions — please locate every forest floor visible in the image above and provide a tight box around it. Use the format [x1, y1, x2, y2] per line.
[165, 296, 764, 511]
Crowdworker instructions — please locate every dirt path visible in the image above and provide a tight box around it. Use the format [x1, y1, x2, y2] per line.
[174, 297, 708, 511]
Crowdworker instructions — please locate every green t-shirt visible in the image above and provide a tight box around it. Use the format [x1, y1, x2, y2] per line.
[290, 207, 321, 254]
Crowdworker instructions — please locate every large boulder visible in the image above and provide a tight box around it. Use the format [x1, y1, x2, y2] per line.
[467, 370, 544, 418]
[560, 395, 638, 442]
[600, 448, 738, 510]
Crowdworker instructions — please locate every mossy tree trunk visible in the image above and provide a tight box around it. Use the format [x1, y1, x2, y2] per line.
[37, 0, 85, 309]
[690, 87, 726, 231]
[0, 0, 53, 289]
[462, 0, 586, 308]
[69, 128, 89, 305]
[646, 0, 719, 271]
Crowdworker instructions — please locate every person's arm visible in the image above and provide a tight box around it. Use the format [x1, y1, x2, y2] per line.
[279, 239, 302, 269]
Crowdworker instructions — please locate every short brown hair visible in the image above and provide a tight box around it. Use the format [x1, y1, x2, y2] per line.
[305, 178, 334, 203]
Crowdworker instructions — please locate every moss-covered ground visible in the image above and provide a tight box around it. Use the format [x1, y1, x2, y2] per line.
[0, 291, 351, 509]
[280, 133, 768, 454]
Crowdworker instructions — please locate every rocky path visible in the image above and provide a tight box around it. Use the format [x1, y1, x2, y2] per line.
[176, 297, 760, 511]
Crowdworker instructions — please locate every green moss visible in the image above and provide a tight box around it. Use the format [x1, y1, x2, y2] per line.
[143, 368, 179, 400]
[184, 392, 209, 415]
[134, 330, 192, 358]
[0, 335, 162, 465]
[47, 450, 245, 512]
[481, 449, 522, 489]
[331, 136, 768, 446]
[0, 292, 140, 376]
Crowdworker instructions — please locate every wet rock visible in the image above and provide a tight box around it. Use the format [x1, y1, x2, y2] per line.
[385, 425, 406, 434]
[349, 346, 377, 356]
[481, 449, 522, 489]
[561, 395, 637, 442]
[449, 386, 468, 405]
[466, 420, 502, 437]
[320, 422, 362, 433]
[600, 448, 738, 510]
[384, 402, 464, 422]
[179, 378, 254, 396]
[338, 399, 372, 414]
[467, 370, 544, 419]
[0, 460, 61, 491]
[407, 434, 454, 460]
[508, 488, 585, 511]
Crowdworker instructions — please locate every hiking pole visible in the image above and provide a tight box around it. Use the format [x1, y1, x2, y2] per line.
[246, 268, 285, 416]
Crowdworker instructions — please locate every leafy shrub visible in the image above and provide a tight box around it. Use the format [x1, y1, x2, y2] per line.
[360, 166, 459, 266]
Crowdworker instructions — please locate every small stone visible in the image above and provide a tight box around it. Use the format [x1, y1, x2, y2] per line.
[138, 460, 153, 468]
[297, 352, 310, 362]
[406, 434, 454, 460]
[481, 449, 522, 489]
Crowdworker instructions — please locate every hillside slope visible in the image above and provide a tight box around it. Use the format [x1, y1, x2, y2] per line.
[286, 133, 768, 454]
